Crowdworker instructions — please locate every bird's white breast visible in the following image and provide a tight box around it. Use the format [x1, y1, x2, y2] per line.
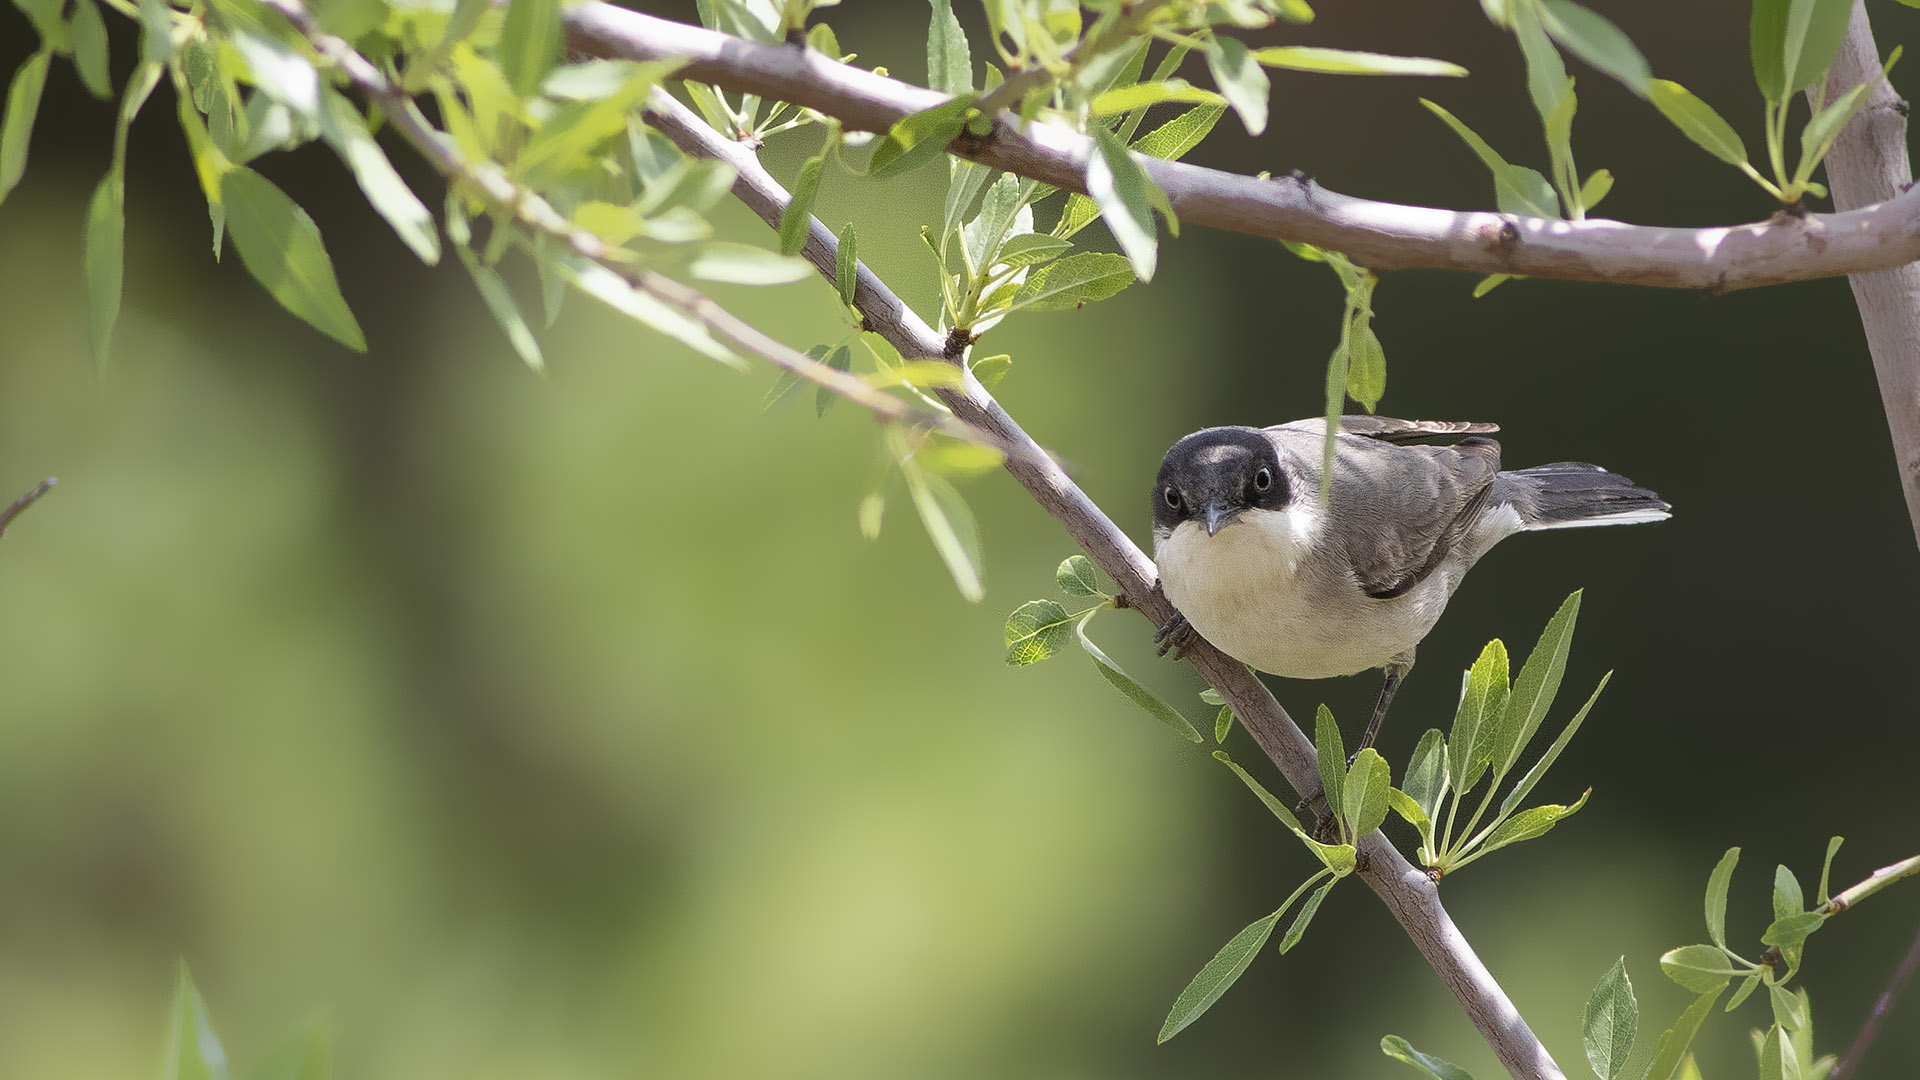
[1155, 506, 1451, 680]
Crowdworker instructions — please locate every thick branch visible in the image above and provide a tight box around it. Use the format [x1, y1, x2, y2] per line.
[646, 90, 1567, 1080]
[568, 4, 1920, 293]
[1810, 3, 1920, 548]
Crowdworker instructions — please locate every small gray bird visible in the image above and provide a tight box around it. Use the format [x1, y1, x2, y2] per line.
[1152, 416, 1669, 753]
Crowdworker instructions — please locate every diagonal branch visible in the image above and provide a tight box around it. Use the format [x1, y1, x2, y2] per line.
[0, 478, 55, 538]
[568, 4, 1920, 294]
[647, 88, 1568, 1080]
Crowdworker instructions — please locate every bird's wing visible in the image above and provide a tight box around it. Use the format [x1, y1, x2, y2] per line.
[1271, 425, 1502, 599]
[1273, 416, 1500, 445]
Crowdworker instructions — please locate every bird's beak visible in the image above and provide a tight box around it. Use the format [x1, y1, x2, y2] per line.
[1204, 501, 1241, 537]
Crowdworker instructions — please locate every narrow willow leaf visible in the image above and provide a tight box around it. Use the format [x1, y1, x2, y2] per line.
[1473, 788, 1588, 857]
[857, 490, 884, 539]
[926, 0, 972, 95]
[835, 222, 858, 306]
[138, 0, 172, 62]
[1512, 1, 1569, 122]
[221, 167, 365, 350]
[993, 233, 1072, 269]
[963, 172, 1024, 271]
[1769, 983, 1808, 1032]
[1496, 672, 1609, 820]
[778, 151, 826, 255]
[318, 92, 440, 264]
[1131, 102, 1227, 161]
[515, 62, 675, 190]
[1579, 168, 1614, 210]
[69, 0, 112, 100]
[1086, 126, 1170, 281]
[1278, 877, 1336, 953]
[1783, 0, 1857, 95]
[1011, 252, 1133, 310]
[1077, 619, 1202, 742]
[689, 242, 814, 285]
[1214, 704, 1234, 743]
[1380, 1035, 1477, 1080]
[1344, 747, 1391, 837]
[1817, 836, 1844, 905]
[1472, 273, 1515, 297]
[761, 343, 827, 411]
[1659, 945, 1738, 994]
[499, 0, 564, 99]
[228, 27, 320, 121]
[1799, 73, 1881, 175]
[1213, 751, 1306, 833]
[1705, 846, 1741, 947]
[1774, 864, 1805, 922]
[1419, 99, 1557, 217]
[1346, 321, 1386, 412]
[1252, 47, 1467, 78]
[1539, 1, 1650, 95]
[1649, 81, 1748, 165]
[562, 257, 743, 368]
[814, 344, 852, 417]
[459, 252, 544, 372]
[1647, 990, 1726, 1080]
[83, 175, 123, 372]
[1205, 35, 1269, 136]
[1726, 971, 1762, 1011]
[1004, 598, 1073, 665]
[1158, 908, 1282, 1043]
[867, 96, 974, 179]
[1761, 912, 1826, 948]
[1056, 555, 1102, 597]
[1584, 957, 1639, 1080]
[942, 161, 992, 247]
[1449, 639, 1511, 793]
[1753, 0, 1789, 100]
[1402, 728, 1450, 821]
[0, 51, 51, 207]
[901, 456, 985, 602]
[807, 21, 841, 60]
[165, 964, 233, 1080]
[1498, 591, 1580, 777]
[1314, 704, 1345, 825]
[1757, 1023, 1790, 1080]
[1089, 79, 1224, 116]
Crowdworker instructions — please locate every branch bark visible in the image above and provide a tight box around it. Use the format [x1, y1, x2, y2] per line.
[647, 88, 1567, 1080]
[568, 3, 1920, 293]
[1810, 2, 1920, 548]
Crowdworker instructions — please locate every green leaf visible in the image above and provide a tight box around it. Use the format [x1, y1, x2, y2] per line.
[1584, 957, 1639, 1080]
[1056, 555, 1102, 597]
[761, 342, 826, 410]
[515, 61, 675, 190]
[138, 0, 173, 62]
[69, 0, 112, 100]
[1131, 102, 1227, 161]
[1646, 988, 1727, 1080]
[1205, 35, 1269, 136]
[835, 222, 858, 306]
[900, 453, 985, 602]
[1753, 0, 1789, 100]
[1343, 747, 1390, 837]
[1497, 591, 1580, 778]
[926, 0, 972, 95]
[1472, 273, 1515, 298]
[1277, 877, 1335, 953]
[1251, 47, 1467, 78]
[0, 50, 51, 208]
[1512, 1, 1569, 121]
[1473, 788, 1588, 857]
[318, 92, 439, 265]
[1816, 836, 1843, 905]
[499, 0, 564, 100]
[774, 149, 826, 256]
[1086, 125, 1171, 281]
[962, 171, 1025, 271]
[1799, 74, 1880, 176]
[1539, 1, 1650, 95]
[1579, 168, 1614, 211]
[1213, 750, 1307, 834]
[1757, 1023, 1791, 1080]
[1419, 99, 1557, 217]
[1726, 971, 1762, 1011]
[83, 175, 124, 372]
[1011, 252, 1133, 310]
[164, 964, 232, 1080]
[1706, 846, 1741, 948]
[993, 233, 1072, 269]
[1761, 912, 1826, 949]
[1449, 639, 1511, 793]
[1089, 79, 1224, 117]
[970, 352, 1011, 388]
[868, 96, 974, 180]
[460, 254, 544, 373]
[1313, 706, 1348, 828]
[1004, 598, 1074, 665]
[228, 26, 320, 122]
[1214, 704, 1234, 743]
[1778, 0, 1857, 96]
[221, 167, 365, 350]
[247, 1015, 331, 1080]
[1496, 672, 1609, 820]
[1774, 864, 1805, 922]
[1381, 1035, 1477, 1080]
[814, 343, 851, 417]
[1346, 321, 1385, 412]
[1387, 786, 1431, 834]
[1402, 728, 1450, 822]
[689, 242, 814, 285]
[562, 257, 743, 368]
[1769, 983, 1808, 1032]
[1659, 944, 1738, 994]
[1650, 80, 1748, 165]
[1077, 619, 1203, 742]
[1157, 907, 1283, 1043]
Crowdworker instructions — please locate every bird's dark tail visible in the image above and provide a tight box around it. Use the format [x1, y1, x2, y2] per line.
[1498, 463, 1672, 530]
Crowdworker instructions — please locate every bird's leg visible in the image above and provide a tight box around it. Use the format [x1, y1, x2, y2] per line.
[1153, 606, 1198, 659]
[1356, 656, 1414, 754]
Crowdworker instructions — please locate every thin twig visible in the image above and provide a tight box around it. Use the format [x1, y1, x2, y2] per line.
[258, 0, 1042, 466]
[565, 4, 1920, 294]
[1831, 919, 1920, 1080]
[648, 88, 1568, 1080]
[971, 0, 1175, 116]
[0, 478, 56, 538]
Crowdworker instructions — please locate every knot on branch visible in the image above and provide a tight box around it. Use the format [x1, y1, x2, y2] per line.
[1480, 219, 1521, 260]
[943, 325, 975, 359]
[952, 118, 1000, 157]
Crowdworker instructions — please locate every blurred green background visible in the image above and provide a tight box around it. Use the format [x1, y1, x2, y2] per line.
[2, 1, 1918, 1077]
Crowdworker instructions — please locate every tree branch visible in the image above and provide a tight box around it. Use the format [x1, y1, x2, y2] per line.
[1831, 919, 1920, 1080]
[646, 88, 1568, 1080]
[1808, 2, 1920, 549]
[0, 478, 55, 538]
[567, 4, 1920, 293]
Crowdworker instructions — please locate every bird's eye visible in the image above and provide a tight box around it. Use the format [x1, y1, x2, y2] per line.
[1163, 486, 1181, 509]
[1254, 467, 1273, 492]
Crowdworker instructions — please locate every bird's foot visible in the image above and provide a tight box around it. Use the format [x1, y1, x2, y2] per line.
[1295, 790, 1344, 844]
[1153, 611, 1198, 659]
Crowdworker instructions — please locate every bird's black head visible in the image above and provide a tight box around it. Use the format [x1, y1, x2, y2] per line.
[1154, 427, 1292, 537]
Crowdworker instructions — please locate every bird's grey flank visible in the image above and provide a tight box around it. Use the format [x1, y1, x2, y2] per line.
[1151, 416, 1669, 757]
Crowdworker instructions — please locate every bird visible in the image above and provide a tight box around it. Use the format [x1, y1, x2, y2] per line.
[1151, 415, 1669, 756]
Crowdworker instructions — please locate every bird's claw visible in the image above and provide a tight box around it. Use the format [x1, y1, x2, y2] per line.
[1153, 611, 1198, 658]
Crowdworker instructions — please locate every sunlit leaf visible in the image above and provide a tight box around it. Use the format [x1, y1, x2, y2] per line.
[1583, 957, 1639, 1080]
[1011, 252, 1132, 310]
[1205, 35, 1269, 135]
[318, 92, 439, 264]
[562, 257, 743, 368]
[0, 50, 51, 208]
[1076, 618, 1202, 742]
[1158, 907, 1282, 1043]
[1706, 846, 1740, 948]
[500, 0, 564, 99]
[1089, 79, 1224, 116]
[221, 167, 365, 350]
[835, 221, 858, 306]
[926, 0, 972, 95]
[868, 96, 974, 179]
[900, 450, 985, 601]
[164, 964, 232, 1080]
[1278, 877, 1335, 953]
[1251, 47, 1466, 78]
[689, 242, 814, 284]
[1004, 598, 1074, 665]
[1649, 80, 1748, 165]
[1381, 1035, 1477, 1080]
[1085, 125, 1171, 280]
[1539, 1, 1650, 95]
[69, 0, 112, 99]
[1056, 555, 1102, 597]
[1646, 988, 1726, 1080]
[1659, 944, 1738, 994]
[1473, 788, 1588, 857]
[1420, 99, 1557, 216]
